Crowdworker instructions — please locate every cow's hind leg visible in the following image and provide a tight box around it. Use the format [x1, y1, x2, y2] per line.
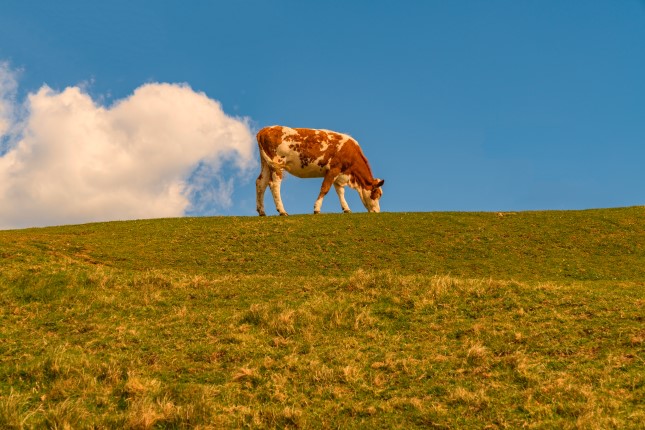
[268, 169, 288, 216]
[256, 160, 271, 216]
[334, 182, 351, 213]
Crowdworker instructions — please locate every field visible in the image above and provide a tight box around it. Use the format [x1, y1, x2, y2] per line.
[0, 208, 644, 428]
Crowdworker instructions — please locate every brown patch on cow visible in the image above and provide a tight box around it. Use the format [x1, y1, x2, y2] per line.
[256, 126, 283, 160]
[332, 138, 377, 190]
[370, 187, 383, 200]
[282, 128, 343, 169]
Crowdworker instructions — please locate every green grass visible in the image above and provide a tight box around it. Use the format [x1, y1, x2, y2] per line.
[1, 208, 644, 428]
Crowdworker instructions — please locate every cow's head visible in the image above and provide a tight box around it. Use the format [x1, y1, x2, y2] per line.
[359, 179, 385, 212]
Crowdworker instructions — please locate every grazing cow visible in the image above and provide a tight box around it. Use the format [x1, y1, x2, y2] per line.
[256, 126, 384, 216]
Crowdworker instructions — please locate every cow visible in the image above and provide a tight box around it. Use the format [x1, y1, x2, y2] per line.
[255, 125, 384, 216]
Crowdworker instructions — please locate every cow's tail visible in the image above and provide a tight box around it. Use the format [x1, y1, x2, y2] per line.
[258, 147, 274, 169]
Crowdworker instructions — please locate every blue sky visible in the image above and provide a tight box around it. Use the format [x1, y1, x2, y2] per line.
[1, 1, 644, 226]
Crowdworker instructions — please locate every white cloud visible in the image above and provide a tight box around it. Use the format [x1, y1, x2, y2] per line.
[0, 68, 256, 229]
[0, 62, 18, 140]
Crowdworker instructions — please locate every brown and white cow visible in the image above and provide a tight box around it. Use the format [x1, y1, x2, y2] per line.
[256, 126, 384, 216]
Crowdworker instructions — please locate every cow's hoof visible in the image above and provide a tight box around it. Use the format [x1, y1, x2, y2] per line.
[258, 212, 266, 217]
[279, 212, 289, 216]
[343, 209, 352, 214]
[313, 211, 320, 215]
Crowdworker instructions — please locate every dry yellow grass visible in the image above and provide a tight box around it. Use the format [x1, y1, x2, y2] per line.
[1, 209, 644, 428]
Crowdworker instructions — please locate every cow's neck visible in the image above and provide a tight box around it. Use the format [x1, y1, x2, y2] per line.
[347, 159, 375, 191]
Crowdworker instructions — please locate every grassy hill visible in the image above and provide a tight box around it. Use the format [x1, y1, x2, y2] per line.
[1, 208, 644, 428]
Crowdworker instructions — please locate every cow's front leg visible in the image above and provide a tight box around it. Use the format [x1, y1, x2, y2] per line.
[333, 182, 351, 213]
[314, 172, 337, 214]
[268, 170, 288, 216]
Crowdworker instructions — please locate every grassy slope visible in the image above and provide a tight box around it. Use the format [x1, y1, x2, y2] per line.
[3, 207, 645, 281]
[0, 208, 644, 428]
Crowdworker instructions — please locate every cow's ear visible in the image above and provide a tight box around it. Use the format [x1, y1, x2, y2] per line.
[375, 179, 385, 188]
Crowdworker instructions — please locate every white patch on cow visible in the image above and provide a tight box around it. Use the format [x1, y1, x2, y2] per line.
[338, 134, 351, 151]
[335, 173, 352, 187]
[271, 139, 324, 178]
[333, 182, 351, 213]
[358, 187, 380, 213]
[288, 159, 326, 178]
[281, 127, 298, 140]
[274, 141, 294, 166]
[314, 196, 324, 213]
